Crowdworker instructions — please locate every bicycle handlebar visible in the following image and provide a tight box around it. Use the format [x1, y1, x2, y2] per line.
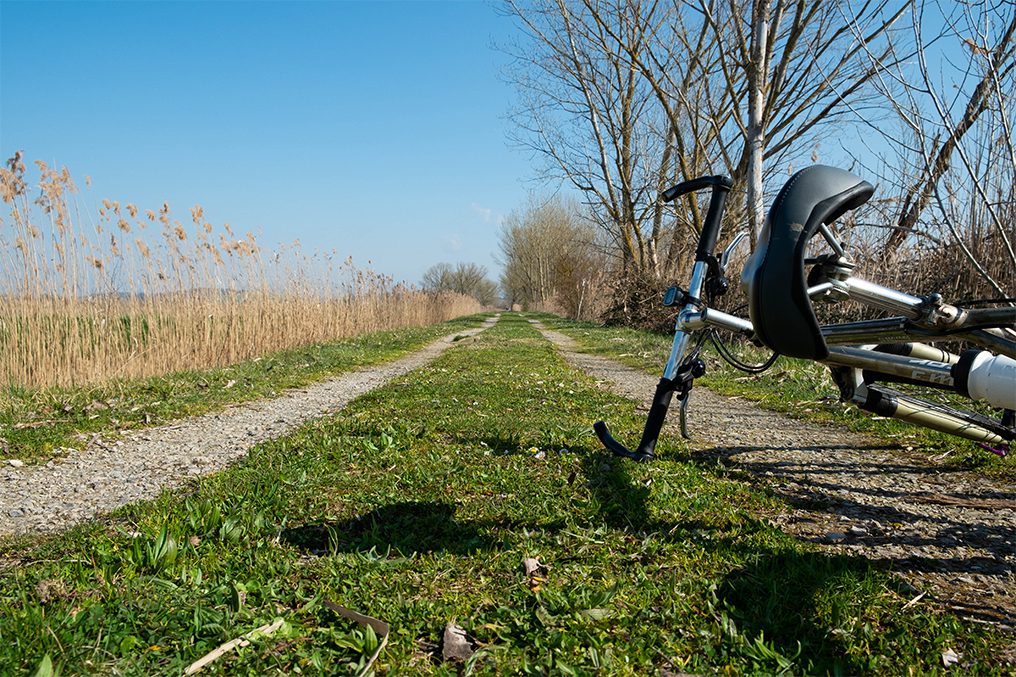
[661, 175, 733, 262]
[661, 175, 733, 202]
[594, 175, 734, 462]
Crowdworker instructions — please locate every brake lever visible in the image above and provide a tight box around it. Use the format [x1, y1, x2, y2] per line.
[720, 231, 748, 272]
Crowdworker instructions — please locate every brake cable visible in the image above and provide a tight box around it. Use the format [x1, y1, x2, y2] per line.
[702, 293, 779, 374]
[708, 329, 779, 373]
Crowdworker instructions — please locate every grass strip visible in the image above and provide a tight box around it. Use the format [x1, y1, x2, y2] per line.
[0, 314, 491, 464]
[0, 313, 1006, 674]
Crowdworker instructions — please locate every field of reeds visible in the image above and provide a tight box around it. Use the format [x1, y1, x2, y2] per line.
[0, 153, 480, 389]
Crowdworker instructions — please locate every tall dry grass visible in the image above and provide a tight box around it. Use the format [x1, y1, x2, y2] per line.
[0, 152, 480, 389]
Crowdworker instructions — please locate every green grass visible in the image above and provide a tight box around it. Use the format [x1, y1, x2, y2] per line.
[0, 313, 1007, 674]
[0, 314, 491, 465]
[534, 313, 1015, 479]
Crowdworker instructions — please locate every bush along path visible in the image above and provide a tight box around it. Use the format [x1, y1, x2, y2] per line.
[529, 319, 1016, 637]
[0, 313, 1011, 674]
[0, 316, 499, 536]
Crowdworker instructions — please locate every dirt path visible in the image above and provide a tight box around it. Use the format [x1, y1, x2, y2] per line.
[0, 317, 499, 537]
[532, 321, 1016, 632]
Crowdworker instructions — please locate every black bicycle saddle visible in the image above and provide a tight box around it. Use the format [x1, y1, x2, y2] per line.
[742, 165, 875, 360]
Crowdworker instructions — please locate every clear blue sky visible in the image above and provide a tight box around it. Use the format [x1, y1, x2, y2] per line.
[0, 0, 536, 286]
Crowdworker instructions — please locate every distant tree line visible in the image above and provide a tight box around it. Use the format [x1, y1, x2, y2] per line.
[498, 196, 610, 320]
[421, 262, 500, 307]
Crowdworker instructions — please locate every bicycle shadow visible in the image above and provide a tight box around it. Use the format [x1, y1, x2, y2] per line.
[686, 441, 1016, 626]
[574, 446, 881, 673]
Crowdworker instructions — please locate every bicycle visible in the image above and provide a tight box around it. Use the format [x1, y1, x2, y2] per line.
[594, 165, 1016, 461]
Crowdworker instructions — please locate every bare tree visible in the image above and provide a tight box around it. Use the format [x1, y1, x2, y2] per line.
[687, 0, 909, 240]
[498, 196, 609, 318]
[504, 0, 910, 287]
[503, 0, 679, 277]
[579, 0, 734, 269]
[859, 1, 1015, 298]
[421, 262, 500, 306]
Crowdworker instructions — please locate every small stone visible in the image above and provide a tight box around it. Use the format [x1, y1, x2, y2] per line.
[824, 532, 847, 543]
[849, 526, 868, 537]
[6, 459, 24, 468]
[8, 508, 24, 518]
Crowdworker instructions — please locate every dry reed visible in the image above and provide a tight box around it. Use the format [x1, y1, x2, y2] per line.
[0, 153, 480, 389]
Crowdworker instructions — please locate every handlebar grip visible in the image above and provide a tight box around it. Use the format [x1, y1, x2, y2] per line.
[661, 175, 733, 263]
[696, 186, 730, 262]
[661, 175, 733, 202]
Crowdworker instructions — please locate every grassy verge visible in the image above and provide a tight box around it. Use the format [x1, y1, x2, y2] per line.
[1, 314, 491, 465]
[534, 313, 1015, 479]
[0, 313, 1006, 674]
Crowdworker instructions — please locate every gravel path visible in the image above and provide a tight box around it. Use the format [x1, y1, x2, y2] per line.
[532, 321, 1016, 631]
[0, 317, 498, 537]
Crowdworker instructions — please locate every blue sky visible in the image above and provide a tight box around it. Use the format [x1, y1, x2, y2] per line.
[0, 0, 536, 286]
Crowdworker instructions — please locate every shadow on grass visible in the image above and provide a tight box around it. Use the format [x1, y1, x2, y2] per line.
[716, 550, 883, 674]
[572, 441, 925, 674]
[473, 432, 525, 455]
[281, 500, 495, 557]
[578, 446, 653, 530]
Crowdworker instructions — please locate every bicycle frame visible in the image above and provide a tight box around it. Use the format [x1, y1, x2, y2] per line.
[595, 171, 1016, 462]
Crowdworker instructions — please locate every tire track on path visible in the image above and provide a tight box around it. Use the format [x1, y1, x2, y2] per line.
[0, 316, 499, 536]
[532, 320, 1016, 632]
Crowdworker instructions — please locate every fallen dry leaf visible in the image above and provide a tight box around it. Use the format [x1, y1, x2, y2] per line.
[442, 622, 474, 662]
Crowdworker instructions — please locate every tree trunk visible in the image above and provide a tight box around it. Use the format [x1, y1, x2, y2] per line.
[745, 0, 772, 244]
